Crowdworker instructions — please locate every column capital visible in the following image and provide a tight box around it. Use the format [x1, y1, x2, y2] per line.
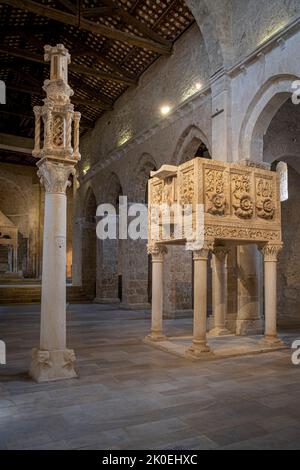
[148, 244, 168, 261]
[37, 159, 76, 194]
[261, 243, 283, 262]
[213, 245, 230, 260]
[191, 240, 214, 260]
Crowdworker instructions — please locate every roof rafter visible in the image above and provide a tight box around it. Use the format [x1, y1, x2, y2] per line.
[0, 44, 137, 86]
[6, 83, 112, 111]
[1, 0, 172, 55]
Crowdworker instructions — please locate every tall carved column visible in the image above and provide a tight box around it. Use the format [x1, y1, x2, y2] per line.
[146, 245, 167, 341]
[261, 243, 283, 346]
[187, 243, 212, 358]
[209, 246, 230, 336]
[30, 44, 80, 383]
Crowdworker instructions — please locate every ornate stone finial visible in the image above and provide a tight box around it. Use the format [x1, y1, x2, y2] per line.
[32, 44, 80, 165]
[44, 44, 71, 83]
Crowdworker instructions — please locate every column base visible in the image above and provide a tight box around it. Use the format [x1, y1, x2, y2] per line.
[259, 335, 285, 347]
[236, 319, 263, 336]
[185, 340, 213, 359]
[208, 327, 231, 337]
[94, 297, 120, 304]
[144, 332, 167, 343]
[30, 348, 77, 383]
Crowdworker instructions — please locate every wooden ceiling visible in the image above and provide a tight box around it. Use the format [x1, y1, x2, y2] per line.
[0, 0, 194, 165]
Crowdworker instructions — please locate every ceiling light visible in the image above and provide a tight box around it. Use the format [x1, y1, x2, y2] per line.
[160, 105, 171, 116]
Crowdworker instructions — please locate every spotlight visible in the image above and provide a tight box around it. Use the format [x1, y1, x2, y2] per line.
[195, 82, 202, 91]
[160, 105, 171, 116]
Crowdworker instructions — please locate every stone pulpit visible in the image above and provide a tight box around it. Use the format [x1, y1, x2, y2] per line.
[146, 157, 283, 359]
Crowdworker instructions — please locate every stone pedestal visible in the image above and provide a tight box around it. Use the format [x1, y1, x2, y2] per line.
[209, 246, 230, 336]
[146, 245, 167, 342]
[186, 247, 212, 358]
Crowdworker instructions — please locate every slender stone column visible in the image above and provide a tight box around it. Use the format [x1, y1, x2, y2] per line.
[30, 160, 77, 382]
[13, 245, 18, 274]
[209, 246, 230, 336]
[187, 245, 212, 358]
[146, 245, 167, 341]
[33, 106, 41, 157]
[261, 243, 284, 346]
[30, 44, 80, 382]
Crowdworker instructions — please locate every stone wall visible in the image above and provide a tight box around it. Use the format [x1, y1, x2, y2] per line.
[0, 162, 42, 277]
[231, 0, 300, 61]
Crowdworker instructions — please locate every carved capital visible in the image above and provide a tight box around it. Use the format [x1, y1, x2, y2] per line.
[37, 159, 76, 194]
[261, 243, 283, 262]
[193, 241, 214, 260]
[213, 245, 230, 260]
[148, 244, 168, 261]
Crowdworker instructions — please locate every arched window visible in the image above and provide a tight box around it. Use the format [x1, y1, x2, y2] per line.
[276, 161, 289, 202]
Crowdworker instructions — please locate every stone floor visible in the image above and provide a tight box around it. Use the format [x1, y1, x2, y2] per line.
[1, 303, 300, 450]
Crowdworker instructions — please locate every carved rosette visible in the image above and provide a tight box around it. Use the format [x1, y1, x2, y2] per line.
[232, 174, 254, 219]
[256, 178, 275, 220]
[205, 169, 227, 215]
[261, 243, 283, 262]
[37, 160, 76, 194]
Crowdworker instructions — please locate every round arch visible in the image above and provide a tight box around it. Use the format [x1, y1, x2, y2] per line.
[239, 75, 299, 162]
[173, 125, 211, 165]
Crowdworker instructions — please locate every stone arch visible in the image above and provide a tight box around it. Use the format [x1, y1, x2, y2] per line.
[261, 95, 300, 326]
[133, 153, 157, 203]
[173, 125, 211, 165]
[104, 172, 123, 207]
[239, 74, 299, 162]
[96, 172, 123, 303]
[84, 186, 97, 221]
[81, 186, 97, 299]
[185, 0, 231, 73]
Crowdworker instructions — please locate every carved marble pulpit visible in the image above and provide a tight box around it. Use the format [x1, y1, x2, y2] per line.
[146, 157, 283, 359]
[148, 157, 282, 248]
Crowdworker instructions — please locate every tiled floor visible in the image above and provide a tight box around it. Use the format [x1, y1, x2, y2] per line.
[1, 303, 300, 450]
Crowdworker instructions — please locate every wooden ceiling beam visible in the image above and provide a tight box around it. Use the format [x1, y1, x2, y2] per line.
[101, 0, 170, 47]
[6, 83, 112, 111]
[58, 0, 77, 15]
[82, 6, 115, 17]
[0, 45, 137, 85]
[1, 0, 172, 55]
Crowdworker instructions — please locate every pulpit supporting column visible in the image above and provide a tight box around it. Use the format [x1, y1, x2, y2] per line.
[261, 243, 284, 346]
[146, 245, 167, 342]
[186, 245, 212, 359]
[209, 246, 230, 336]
